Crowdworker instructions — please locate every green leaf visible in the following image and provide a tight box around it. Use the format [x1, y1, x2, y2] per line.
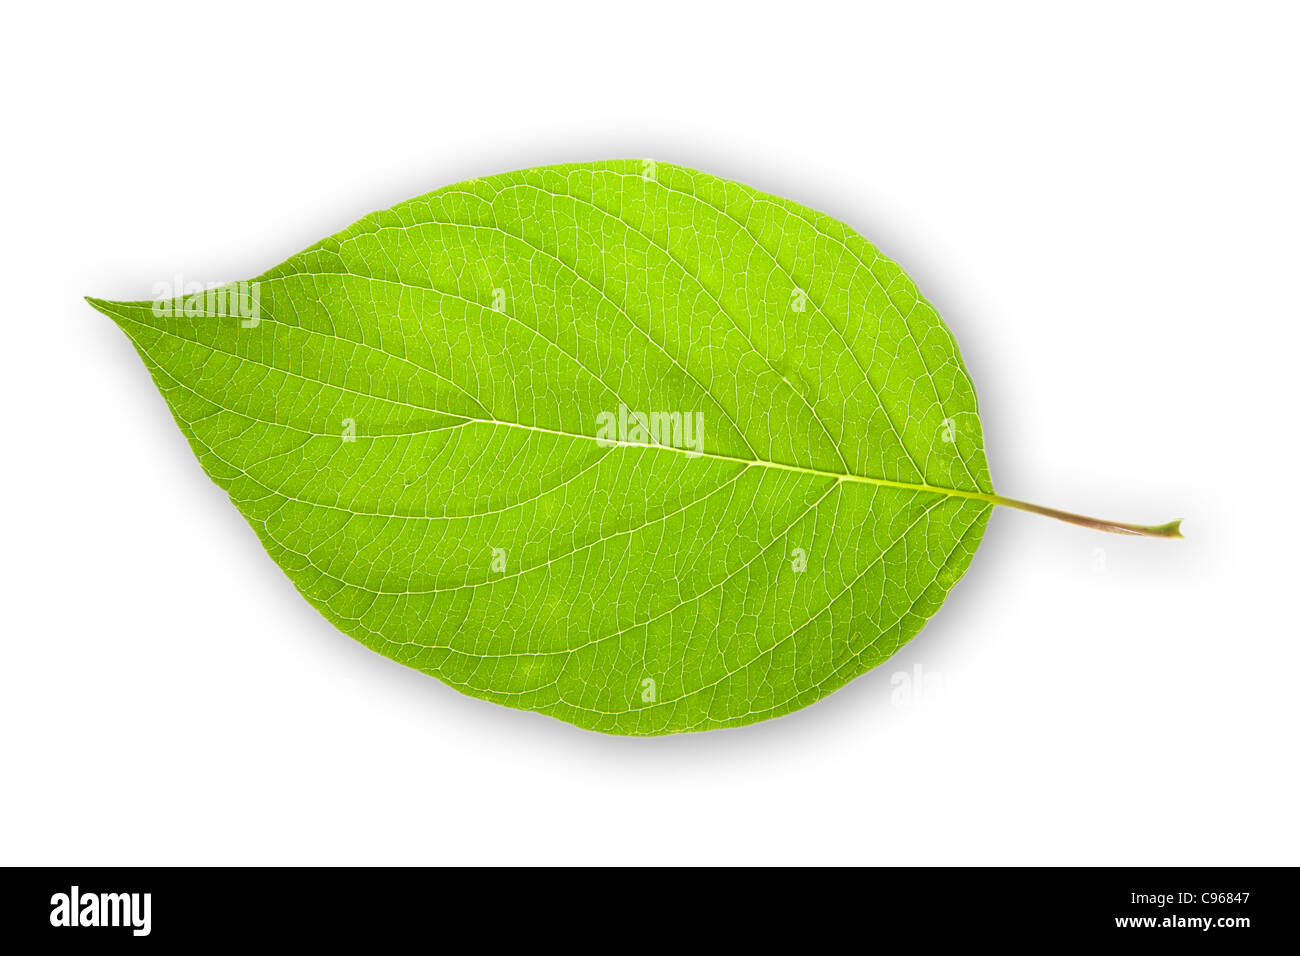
[89, 160, 1179, 735]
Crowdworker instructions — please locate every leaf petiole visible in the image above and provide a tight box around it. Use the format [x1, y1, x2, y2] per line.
[975, 494, 1183, 538]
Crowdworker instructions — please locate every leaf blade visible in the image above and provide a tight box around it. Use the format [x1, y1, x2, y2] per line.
[91, 160, 994, 734]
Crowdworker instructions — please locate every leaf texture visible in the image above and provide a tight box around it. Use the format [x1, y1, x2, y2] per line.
[90, 161, 993, 734]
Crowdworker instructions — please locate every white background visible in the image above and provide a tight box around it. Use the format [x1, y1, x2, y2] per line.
[3, 1, 1296, 865]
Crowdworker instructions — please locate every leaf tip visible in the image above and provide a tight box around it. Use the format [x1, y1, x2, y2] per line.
[85, 295, 116, 317]
[86, 296, 139, 331]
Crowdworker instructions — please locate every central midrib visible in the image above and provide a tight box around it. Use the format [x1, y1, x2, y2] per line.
[456, 413, 1181, 538]
[451, 411, 996, 506]
[97, 298, 993, 508]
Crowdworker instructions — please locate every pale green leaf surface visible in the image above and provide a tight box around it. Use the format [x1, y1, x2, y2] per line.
[91, 161, 994, 734]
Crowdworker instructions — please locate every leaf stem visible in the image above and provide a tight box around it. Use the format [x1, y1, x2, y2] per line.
[978, 493, 1183, 538]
